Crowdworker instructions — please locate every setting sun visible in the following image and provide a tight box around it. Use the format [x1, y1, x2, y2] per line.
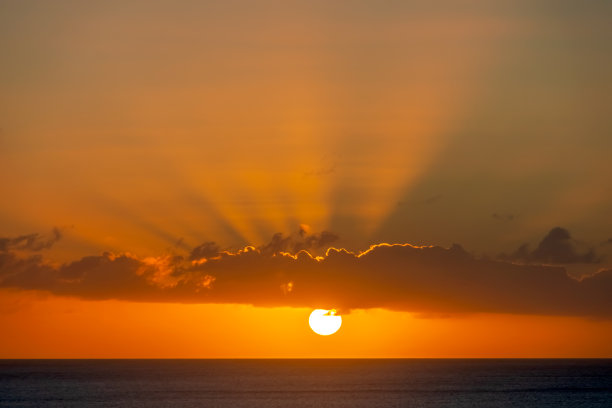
[309, 309, 342, 336]
[1, 1, 612, 406]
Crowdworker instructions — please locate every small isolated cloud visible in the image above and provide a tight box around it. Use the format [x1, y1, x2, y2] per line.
[1, 229, 611, 317]
[492, 213, 514, 221]
[0, 228, 62, 252]
[499, 227, 599, 264]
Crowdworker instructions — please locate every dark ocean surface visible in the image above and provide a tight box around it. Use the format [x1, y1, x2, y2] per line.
[0, 359, 610, 407]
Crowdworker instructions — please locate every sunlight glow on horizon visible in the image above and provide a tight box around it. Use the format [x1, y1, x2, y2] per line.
[2, 0, 612, 359]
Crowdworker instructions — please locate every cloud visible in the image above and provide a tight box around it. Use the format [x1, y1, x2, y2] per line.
[189, 242, 221, 261]
[0, 228, 62, 252]
[499, 227, 599, 264]
[298, 224, 310, 237]
[492, 213, 514, 221]
[1, 230, 611, 317]
[242, 228, 339, 257]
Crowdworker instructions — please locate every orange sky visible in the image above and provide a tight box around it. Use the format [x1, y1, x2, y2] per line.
[1, 1, 612, 358]
[2, 289, 611, 358]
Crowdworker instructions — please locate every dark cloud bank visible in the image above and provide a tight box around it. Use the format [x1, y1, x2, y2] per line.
[1, 228, 611, 317]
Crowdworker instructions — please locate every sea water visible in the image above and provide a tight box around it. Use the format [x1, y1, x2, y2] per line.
[1, 359, 610, 407]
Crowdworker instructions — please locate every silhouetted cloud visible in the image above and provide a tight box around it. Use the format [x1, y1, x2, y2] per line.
[242, 228, 339, 257]
[292, 231, 339, 253]
[492, 213, 514, 221]
[189, 242, 221, 261]
[499, 227, 599, 264]
[187, 227, 338, 261]
[0, 228, 62, 252]
[1, 229, 611, 317]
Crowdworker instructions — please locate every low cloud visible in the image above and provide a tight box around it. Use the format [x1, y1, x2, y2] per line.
[254, 228, 339, 256]
[188, 228, 339, 260]
[189, 242, 221, 261]
[0, 228, 62, 252]
[499, 227, 599, 264]
[1, 229, 611, 317]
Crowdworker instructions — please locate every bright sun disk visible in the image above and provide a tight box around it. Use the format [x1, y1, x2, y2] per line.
[308, 309, 342, 336]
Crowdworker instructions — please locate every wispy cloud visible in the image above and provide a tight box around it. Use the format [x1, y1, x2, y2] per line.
[0, 228, 62, 252]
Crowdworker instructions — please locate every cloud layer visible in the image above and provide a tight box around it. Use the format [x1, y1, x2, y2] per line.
[1, 229, 611, 317]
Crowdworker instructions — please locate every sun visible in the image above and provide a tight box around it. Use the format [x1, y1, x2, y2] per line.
[308, 309, 342, 336]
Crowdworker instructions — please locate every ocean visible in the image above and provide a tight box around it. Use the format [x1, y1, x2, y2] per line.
[1, 359, 610, 407]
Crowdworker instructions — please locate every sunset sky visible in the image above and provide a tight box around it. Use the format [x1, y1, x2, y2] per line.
[1, 0, 612, 358]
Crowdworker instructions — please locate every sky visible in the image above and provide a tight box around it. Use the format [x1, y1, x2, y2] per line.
[1, 0, 612, 358]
